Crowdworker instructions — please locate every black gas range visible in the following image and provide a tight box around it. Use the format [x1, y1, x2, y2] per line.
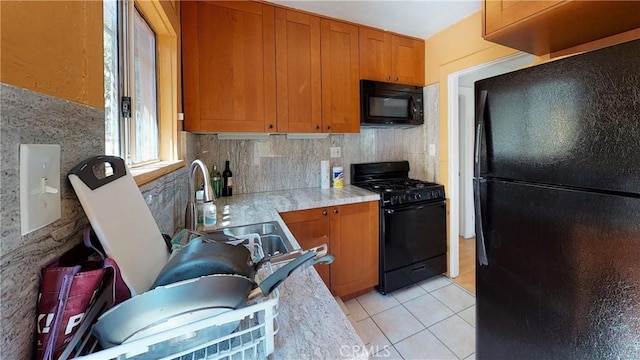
[352, 161, 447, 294]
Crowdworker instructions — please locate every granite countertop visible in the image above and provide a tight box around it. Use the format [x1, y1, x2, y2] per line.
[203, 185, 379, 359]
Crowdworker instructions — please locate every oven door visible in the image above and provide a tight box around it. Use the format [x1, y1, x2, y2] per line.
[382, 200, 447, 272]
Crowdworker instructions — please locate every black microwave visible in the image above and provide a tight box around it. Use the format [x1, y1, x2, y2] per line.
[360, 80, 424, 127]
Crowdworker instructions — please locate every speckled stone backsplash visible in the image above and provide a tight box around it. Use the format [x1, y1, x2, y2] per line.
[0, 84, 191, 358]
[0, 83, 105, 358]
[197, 84, 440, 195]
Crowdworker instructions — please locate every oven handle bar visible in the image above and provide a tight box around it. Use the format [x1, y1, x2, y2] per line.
[474, 90, 489, 266]
[384, 201, 445, 214]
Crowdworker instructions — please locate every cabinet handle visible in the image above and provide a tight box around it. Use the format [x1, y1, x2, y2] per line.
[326, 125, 331, 130]
[333, 208, 339, 215]
[395, 76, 399, 82]
[386, 76, 391, 81]
[315, 125, 320, 130]
[322, 210, 328, 216]
[268, 124, 274, 129]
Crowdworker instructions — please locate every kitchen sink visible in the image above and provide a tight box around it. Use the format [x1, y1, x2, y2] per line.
[200, 221, 294, 256]
[259, 235, 290, 257]
[221, 223, 277, 237]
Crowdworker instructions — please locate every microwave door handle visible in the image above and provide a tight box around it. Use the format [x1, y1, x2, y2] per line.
[409, 96, 416, 119]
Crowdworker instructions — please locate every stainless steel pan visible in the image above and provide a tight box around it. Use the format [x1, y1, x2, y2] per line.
[93, 250, 334, 351]
[151, 238, 253, 288]
[151, 237, 328, 288]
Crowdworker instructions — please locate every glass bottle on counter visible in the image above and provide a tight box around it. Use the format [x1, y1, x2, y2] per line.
[203, 201, 217, 226]
[222, 160, 233, 197]
[210, 164, 222, 198]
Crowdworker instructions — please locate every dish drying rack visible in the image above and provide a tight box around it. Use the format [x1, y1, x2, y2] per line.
[66, 234, 280, 360]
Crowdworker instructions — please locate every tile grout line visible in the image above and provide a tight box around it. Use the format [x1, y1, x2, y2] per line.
[353, 278, 476, 360]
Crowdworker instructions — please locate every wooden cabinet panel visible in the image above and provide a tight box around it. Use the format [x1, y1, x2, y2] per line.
[182, 1, 276, 132]
[359, 27, 425, 86]
[320, 19, 360, 133]
[280, 208, 331, 287]
[275, 9, 322, 133]
[485, 0, 564, 34]
[359, 27, 392, 82]
[483, 0, 640, 55]
[391, 35, 425, 86]
[329, 202, 379, 298]
[280, 201, 379, 298]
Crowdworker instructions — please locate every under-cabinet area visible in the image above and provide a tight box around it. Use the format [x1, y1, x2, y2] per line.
[280, 201, 379, 299]
[482, 0, 640, 55]
[180, 0, 425, 134]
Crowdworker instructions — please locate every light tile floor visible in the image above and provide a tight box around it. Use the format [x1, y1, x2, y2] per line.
[337, 276, 476, 360]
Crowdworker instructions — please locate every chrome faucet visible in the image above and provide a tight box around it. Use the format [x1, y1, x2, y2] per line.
[185, 159, 215, 233]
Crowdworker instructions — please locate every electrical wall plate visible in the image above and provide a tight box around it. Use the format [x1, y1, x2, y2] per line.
[20, 144, 61, 235]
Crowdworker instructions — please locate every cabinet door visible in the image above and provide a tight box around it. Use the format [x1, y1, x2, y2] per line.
[182, 1, 276, 132]
[359, 27, 392, 82]
[391, 35, 425, 86]
[280, 208, 331, 288]
[320, 19, 360, 133]
[484, 0, 564, 35]
[330, 202, 379, 298]
[275, 9, 322, 133]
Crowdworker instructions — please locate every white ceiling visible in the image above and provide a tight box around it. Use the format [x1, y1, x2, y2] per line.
[266, 0, 482, 39]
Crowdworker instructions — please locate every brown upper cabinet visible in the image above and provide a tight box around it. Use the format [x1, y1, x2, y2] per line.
[359, 27, 425, 86]
[483, 0, 640, 55]
[182, 1, 426, 133]
[275, 9, 322, 133]
[181, 1, 276, 133]
[320, 19, 360, 133]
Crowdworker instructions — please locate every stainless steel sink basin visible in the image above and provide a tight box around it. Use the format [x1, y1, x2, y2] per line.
[221, 223, 277, 237]
[259, 235, 290, 257]
[200, 221, 294, 256]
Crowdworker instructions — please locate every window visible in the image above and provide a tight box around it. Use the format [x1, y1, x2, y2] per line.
[104, 0, 160, 165]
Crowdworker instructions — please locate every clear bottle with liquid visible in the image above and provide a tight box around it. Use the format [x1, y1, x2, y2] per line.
[203, 201, 217, 226]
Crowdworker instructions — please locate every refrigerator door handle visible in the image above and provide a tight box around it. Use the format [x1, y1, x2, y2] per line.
[474, 178, 489, 265]
[474, 90, 488, 178]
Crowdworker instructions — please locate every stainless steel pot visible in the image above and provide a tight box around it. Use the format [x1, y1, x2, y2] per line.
[93, 250, 334, 351]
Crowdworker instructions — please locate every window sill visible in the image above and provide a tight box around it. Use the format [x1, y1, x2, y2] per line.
[131, 160, 186, 186]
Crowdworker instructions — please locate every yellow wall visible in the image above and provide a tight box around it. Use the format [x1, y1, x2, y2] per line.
[0, 1, 104, 108]
[424, 11, 546, 190]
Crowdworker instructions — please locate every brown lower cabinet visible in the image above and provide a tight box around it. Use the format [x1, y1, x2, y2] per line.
[280, 201, 379, 298]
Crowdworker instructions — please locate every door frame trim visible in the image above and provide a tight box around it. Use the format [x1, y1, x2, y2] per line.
[446, 52, 532, 278]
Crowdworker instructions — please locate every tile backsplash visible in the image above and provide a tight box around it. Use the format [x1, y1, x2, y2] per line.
[0, 83, 105, 358]
[0, 85, 191, 358]
[196, 84, 440, 195]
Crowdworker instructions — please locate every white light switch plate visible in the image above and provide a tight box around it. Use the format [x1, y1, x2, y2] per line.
[20, 144, 61, 235]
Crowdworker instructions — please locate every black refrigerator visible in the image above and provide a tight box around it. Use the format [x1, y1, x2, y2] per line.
[474, 39, 640, 359]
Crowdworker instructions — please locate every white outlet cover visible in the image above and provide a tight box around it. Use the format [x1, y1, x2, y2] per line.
[429, 144, 436, 156]
[330, 146, 341, 158]
[20, 144, 61, 235]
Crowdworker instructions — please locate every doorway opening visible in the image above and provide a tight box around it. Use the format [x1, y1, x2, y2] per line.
[447, 52, 534, 293]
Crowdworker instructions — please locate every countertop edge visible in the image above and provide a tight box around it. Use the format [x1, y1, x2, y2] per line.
[203, 186, 378, 359]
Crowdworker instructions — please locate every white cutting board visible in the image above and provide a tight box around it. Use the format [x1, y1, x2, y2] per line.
[69, 156, 170, 295]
